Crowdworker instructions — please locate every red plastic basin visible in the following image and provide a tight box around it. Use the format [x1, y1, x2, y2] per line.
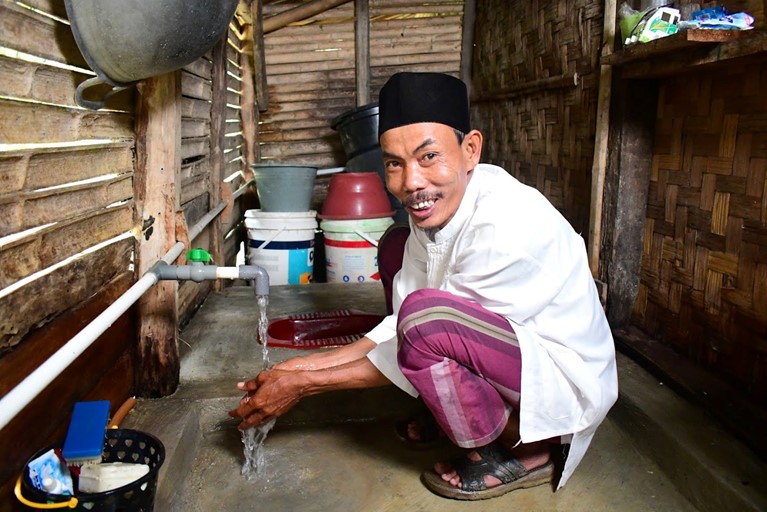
[319, 172, 394, 220]
[260, 309, 385, 349]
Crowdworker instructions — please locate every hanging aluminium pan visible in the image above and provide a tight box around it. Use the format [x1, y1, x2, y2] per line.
[64, 0, 238, 110]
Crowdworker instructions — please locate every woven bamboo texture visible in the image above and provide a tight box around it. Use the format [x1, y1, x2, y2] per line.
[634, 66, 767, 402]
[470, 0, 603, 238]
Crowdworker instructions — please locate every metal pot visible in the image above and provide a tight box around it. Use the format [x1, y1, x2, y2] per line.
[64, 0, 238, 110]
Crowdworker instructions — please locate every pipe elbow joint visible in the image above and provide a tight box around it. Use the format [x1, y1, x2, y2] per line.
[239, 265, 270, 295]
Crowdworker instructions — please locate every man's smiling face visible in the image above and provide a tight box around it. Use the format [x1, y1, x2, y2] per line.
[380, 122, 482, 230]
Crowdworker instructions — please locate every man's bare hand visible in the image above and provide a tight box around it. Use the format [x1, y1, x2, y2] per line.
[228, 369, 305, 430]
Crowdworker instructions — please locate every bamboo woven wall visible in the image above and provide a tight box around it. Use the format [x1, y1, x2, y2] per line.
[634, 65, 767, 402]
[470, 0, 603, 239]
[259, 0, 463, 168]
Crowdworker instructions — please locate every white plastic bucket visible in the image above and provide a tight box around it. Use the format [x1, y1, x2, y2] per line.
[245, 210, 317, 285]
[320, 216, 394, 283]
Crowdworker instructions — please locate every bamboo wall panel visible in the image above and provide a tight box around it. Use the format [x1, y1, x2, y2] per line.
[634, 65, 767, 402]
[471, 0, 601, 239]
[0, 0, 138, 490]
[0, 0, 136, 353]
[0, 205, 132, 290]
[222, 20, 250, 268]
[259, 0, 463, 168]
[225, 25, 247, 181]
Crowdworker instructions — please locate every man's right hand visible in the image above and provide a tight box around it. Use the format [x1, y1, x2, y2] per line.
[228, 368, 306, 430]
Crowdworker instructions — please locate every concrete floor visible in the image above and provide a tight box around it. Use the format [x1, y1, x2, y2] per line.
[122, 283, 767, 512]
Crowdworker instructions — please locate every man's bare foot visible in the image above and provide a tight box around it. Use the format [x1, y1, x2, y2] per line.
[395, 412, 443, 445]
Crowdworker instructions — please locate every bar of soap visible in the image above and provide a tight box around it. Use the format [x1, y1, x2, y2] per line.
[78, 462, 149, 493]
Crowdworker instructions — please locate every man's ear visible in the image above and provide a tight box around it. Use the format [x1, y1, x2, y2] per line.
[462, 129, 483, 167]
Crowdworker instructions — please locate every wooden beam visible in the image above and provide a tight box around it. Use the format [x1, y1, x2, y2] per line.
[134, 72, 181, 398]
[251, 0, 269, 112]
[587, 0, 616, 277]
[355, 0, 370, 106]
[459, 0, 476, 95]
[263, 0, 352, 34]
[241, 12, 260, 169]
[209, 36, 227, 288]
[603, 77, 657, 326]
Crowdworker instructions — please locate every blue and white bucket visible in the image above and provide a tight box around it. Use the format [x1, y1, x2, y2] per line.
[245, 210, 317, 285]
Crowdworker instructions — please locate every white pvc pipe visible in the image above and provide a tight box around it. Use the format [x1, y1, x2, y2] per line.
[0, 274, 156, 432]
[215, 267, 240, 280]
[0, 242, 190, 432]
[0, 195, 234, 432]
[0, 242, 187, 432]
[189, 201, 227, 241]
[317, 166, 345, 176]
[232, 179, 254, 200]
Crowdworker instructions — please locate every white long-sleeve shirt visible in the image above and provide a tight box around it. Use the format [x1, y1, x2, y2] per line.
[365, 163, 618, 488]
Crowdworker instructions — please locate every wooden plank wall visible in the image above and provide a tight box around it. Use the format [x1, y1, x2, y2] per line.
[0, 0, 136, 504]
[176, 16, 252, 325]
[634, 64, 767, 404]
[0, 1, 250, 504]
[259, 0, 463, 169]
[470, 0, 602, 240]
[178, 51, 215, 324]
[223, 18, 250, 266]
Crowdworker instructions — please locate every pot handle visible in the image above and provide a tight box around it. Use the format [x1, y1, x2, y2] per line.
[75, 76, 129, 110]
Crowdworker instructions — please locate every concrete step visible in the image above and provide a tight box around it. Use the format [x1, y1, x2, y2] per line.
[611, 353, 767, 512]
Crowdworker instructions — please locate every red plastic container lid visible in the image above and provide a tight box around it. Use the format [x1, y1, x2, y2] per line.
[319, 172, 394, 220]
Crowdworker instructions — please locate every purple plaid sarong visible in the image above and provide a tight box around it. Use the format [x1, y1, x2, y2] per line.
[395, 288, 523, 448]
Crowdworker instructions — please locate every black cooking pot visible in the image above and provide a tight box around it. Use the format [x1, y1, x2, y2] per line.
[64, 0, 238, 109]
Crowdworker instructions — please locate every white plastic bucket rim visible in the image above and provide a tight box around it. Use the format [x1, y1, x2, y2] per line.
[320, 217, 393, 248]
[245, 210, 317, 252]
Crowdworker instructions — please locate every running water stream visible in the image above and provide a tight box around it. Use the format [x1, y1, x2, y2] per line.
[241, 293, 276, 480]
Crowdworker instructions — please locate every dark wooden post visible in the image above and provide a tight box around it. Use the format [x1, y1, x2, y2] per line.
[460, 0, 476, 95]
[603, 76, 658, 326]
[355, 0, 370, 106]
[134, 72, 181, 397]
[209, 36, 228, 287]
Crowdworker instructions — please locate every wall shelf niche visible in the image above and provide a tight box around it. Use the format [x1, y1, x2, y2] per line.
[601, 28, 767, 79]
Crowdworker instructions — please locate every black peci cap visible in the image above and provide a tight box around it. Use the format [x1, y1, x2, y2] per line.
[377, 72, 471, 137]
